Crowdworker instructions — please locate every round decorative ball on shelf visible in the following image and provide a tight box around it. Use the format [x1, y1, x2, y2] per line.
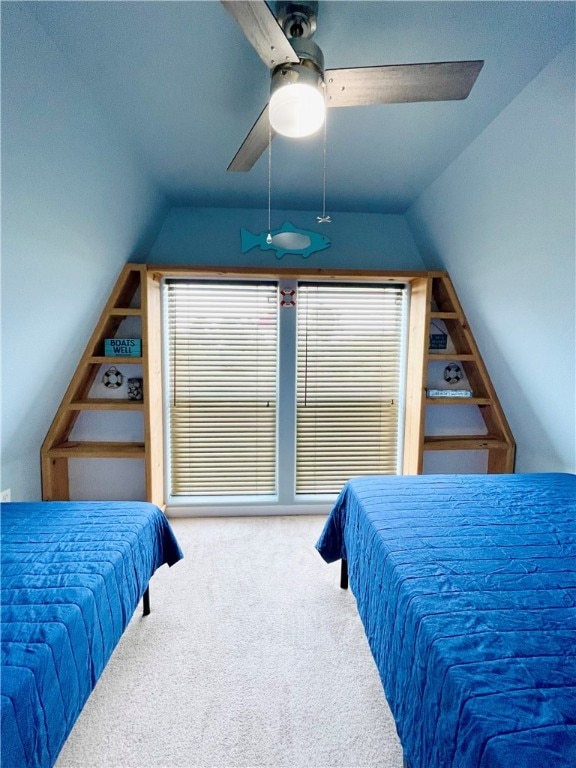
[444, 363, 463, 385]
[102, 366, 124, 389]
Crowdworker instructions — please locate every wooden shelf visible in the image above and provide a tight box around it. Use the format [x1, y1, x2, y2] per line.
[68, 399, 144, 411]
[88, 356, 143, 364]
[423, 435, 509, 451]
[109, 308, 141, 316]
[48, 441, 145, 458]
[425, 397, 491, 406]
[427, 353, 475, 361]
[430, 311, 459, 320]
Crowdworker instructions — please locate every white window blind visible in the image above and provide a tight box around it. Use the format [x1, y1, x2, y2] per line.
[165, 280, 278, 496]
[296, 282, 406, 494]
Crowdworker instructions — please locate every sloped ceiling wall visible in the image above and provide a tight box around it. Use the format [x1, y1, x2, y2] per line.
[1, 5, 169, 498]
[407, 44, 576, 473]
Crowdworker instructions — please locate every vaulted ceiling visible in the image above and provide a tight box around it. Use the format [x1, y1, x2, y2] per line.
[29, 1, 574, 213]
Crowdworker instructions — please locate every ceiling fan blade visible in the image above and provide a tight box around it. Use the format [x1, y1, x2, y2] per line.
[227, 104, 275, 172]
[221, 0, 299, 69]
[325, 60, 484, 108]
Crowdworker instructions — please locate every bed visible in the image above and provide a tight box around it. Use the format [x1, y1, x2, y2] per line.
[316, 473, 576, 768]
[1, 500, 183, 768]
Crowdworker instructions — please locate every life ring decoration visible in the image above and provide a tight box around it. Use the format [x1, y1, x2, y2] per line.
[443, 363, 463, 385]
[102, 366, 124, 389]
[280, 288, 296, 307]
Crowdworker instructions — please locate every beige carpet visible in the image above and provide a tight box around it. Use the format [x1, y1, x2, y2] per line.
[56, 515, 404, 768]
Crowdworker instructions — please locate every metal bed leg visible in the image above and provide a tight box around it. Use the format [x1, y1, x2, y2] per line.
[142, 586, 151, 616]
[340, 559, 348, 590]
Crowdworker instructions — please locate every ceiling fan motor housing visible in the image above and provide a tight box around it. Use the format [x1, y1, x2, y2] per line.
[275, 1, 319, 39]
[270, 61, 324, 104]
[270, 36, 325, 91]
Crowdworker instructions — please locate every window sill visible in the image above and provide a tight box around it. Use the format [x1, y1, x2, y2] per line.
[165, 501, 334, 518]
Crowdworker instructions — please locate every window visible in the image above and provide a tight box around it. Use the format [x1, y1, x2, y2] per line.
[164, 277, 407, 505]
[165, 280, 278, 496]
[296, 283, 406, 493]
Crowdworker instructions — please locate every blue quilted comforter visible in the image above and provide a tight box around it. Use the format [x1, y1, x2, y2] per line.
[316, 473, 576, 768]
[1, 501, 183, 768]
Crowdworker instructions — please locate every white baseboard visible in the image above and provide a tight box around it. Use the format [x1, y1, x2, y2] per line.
[165, 503, 332, 518]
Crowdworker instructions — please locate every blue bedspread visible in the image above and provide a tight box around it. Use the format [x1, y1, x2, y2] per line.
[316, 473, 576, 768]
[1, 501, 183, 768]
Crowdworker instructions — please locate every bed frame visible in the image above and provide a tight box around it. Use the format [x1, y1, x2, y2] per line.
[1, 500, 182, 768]
[317, 473, 576, 768]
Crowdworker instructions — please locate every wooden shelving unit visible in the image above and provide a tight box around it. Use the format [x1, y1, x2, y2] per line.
[41, 264, 164, 506]
[403, 273, 515, 474]
[42, 266, 514, 507]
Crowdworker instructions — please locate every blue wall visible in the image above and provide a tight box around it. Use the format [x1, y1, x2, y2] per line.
[1, 5, 168, 499]
[3, 4, 572, 500]
[407, 44, 576, 473]
[148, 206, 425, 270]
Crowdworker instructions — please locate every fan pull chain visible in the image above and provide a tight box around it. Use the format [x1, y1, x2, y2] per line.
[267, 122, 273, 244]
[317, 97, 331, 224]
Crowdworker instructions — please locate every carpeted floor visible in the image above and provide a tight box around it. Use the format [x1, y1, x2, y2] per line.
[56, 515, 404, 768]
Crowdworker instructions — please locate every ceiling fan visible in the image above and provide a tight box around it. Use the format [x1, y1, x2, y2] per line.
[221, 0, 484, 172]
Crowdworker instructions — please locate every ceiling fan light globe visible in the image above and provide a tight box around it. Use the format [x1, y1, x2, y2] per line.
[269, 83, 325, 138]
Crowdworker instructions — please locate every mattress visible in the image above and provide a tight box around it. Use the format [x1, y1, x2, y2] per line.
[1, 500, 183, 768]
[316, 473, 576, 768]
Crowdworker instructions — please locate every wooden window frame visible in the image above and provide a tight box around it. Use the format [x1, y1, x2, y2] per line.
[152, 266, 432, 509]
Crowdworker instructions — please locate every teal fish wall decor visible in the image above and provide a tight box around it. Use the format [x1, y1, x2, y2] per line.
[241, 222, 331, 260]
